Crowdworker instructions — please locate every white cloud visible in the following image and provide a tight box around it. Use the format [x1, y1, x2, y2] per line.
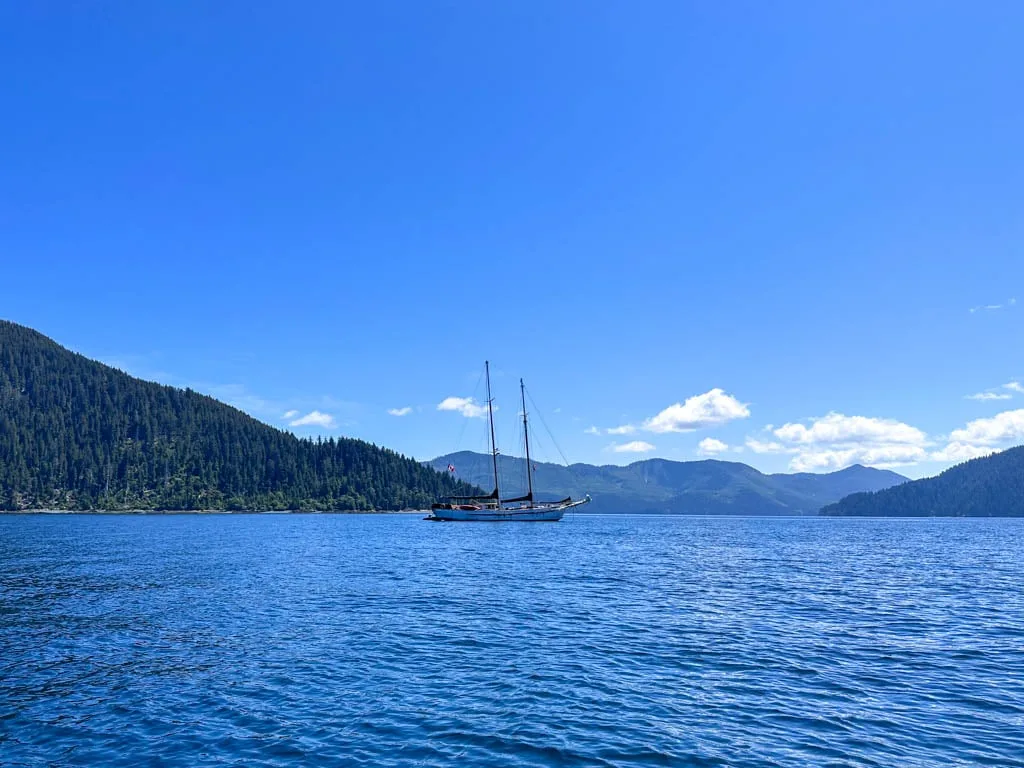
[929, 408, 1024, 464]
[437, 396, 490, 418]
[931, 442, 998, 463]
[947, 409, 1024, 446]
[553, 407, 562, 413]
[789, 444, 928, 472]
[970, 298, 1016, 314]
[697, 437, 728, 456]
[963, 381, 1021, 400]
[771, 412, 928, 471]
[745, 438, 792, 454]
[289, 410, 337, 429]
[584, 426, 601, 435]
[774, 412, 926, 447]
[282, 409, 299, 419]
[607, 424, 636, 435]
[387, 407, 413, 416]
[733, 396, 1024, 471]
[612, 440, 656, 453]
[642, 389, 750, 433]
[966, 392, 1012, 401]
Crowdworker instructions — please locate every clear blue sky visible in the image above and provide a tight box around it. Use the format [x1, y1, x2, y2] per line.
[2, 2, 1022, 478]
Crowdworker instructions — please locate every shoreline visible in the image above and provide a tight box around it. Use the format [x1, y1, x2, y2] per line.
[0, 509, 427, 515]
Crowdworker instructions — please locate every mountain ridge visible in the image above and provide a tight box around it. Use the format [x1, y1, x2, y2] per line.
[428, 451, 908, 515]
[821, 445, 1024, 516]
[0, 320, 478, 511]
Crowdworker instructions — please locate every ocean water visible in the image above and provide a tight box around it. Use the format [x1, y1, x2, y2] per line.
[2, 514, 1023, 767]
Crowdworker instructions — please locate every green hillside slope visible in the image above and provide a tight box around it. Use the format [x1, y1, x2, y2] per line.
[821, 445, 1024, 516]
[0, 321, 476, 511]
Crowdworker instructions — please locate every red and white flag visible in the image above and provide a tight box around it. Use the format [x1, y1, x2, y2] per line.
[447, 464, 456, 473]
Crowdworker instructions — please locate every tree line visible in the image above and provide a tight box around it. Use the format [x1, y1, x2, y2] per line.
[820, 445, 1024, 517]
[0, 321, 477, 511]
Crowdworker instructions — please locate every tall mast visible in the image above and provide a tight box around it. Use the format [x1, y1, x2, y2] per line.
[521, 378, 533, 501]
[485, 361, 501, 502]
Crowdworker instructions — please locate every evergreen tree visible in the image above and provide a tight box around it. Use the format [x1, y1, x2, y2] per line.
[821, 446, 1024, 516]
[0, 321, 479, 511]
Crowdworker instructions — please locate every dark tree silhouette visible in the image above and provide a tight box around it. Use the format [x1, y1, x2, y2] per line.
[821, 446, 1024, 517]
[0, 321, 478, 511]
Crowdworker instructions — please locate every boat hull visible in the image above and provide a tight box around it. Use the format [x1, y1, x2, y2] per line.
[429, 507, 563, 522]
[426, 496, 590, 522]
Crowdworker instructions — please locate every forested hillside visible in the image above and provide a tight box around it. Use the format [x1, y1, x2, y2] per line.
[821, 445, 1024, 517]
[0, 321, 476, 511]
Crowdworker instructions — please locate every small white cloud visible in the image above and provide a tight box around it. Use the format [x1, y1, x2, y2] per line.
[584, 426, 601, 435]
[553, 407, 562, 413]
[642, 389, 750, 433]
[282, 409, 299, 419]
[607, 424, 636, 435]
[931, 442, 998, 463]
[289, 410, 337, 429]
[962, 381, 1021, 400]
[970, 299, 1015, 314]
[966, 392, 1012, 401]
[697, 437, 728, 456]
[745, 438, 791, 454]
[437, 396, 491, 418]
[387, 407, 413, 417]
[612, 440, 656, 453]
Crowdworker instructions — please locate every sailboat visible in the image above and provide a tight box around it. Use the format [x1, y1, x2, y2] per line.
[426, 362, 590, 522]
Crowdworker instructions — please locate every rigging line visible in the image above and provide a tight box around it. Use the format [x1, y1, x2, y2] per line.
[525, 386, 590, 503]
[453, 365, 485, 455]
[485, 361, 501, 500]
[524, 388, 571, 467]
[520, 378, 533, 501]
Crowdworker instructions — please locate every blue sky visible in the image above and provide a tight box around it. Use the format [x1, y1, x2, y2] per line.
[2, 2, 1022, 478]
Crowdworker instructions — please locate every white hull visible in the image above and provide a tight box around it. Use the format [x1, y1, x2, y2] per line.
[427, 497, 589, 522]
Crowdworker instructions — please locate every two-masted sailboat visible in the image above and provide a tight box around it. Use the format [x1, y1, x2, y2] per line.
[426, 362, 590, 522]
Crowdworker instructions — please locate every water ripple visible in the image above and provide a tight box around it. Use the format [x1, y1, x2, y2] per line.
[2, 514, 1024, 767]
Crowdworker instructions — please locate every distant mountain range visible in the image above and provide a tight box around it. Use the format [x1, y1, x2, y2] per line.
[428, 451, 908, 515]
[822, 445, 1024, 516]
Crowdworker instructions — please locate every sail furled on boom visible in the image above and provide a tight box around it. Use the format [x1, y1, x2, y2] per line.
[503, 492, 534, 503]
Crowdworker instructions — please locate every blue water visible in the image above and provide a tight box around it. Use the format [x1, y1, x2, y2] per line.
[2, 515, 1024, 767]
